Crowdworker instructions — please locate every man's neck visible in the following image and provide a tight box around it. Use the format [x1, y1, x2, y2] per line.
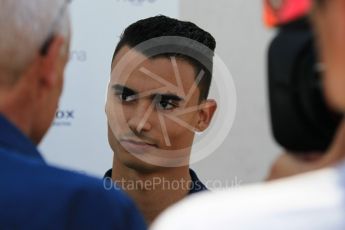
[112, 158, 192, 225]
[0, 88, 33, 138]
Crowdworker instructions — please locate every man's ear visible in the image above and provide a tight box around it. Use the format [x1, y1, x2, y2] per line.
[39, 36, 65, 88]
[196, 99, 217, 132]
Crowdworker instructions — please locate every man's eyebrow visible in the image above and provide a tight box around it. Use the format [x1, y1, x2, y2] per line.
[152, 93, 185, 102]
[112, 84, 138, 95]
[112, 84, 184, 101]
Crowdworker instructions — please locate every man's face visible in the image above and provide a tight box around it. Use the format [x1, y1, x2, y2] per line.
[313, 0, 345, 112]
[107, 45, 209, 171]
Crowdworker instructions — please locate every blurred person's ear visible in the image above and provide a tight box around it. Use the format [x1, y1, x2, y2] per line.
[25, 35, 68, 144]
[312, 0, 345, 112]
[38, 36, 66, 89]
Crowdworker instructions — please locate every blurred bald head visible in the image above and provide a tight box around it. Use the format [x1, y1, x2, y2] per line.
[0, 0, 70, 85]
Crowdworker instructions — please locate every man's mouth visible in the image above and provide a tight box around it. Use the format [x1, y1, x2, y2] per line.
[120, 139, 157, 154]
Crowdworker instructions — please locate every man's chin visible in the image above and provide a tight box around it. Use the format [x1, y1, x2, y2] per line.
[115, 144, 191, 169]
[122, 156, 163, 174]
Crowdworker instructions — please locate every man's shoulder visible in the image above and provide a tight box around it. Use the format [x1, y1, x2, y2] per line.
[45, 166, 146, 229]
[0, 151, 146, 229]
[17, 157, 134, 210]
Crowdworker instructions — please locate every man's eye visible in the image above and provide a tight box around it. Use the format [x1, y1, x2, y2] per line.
[156, 100, 177, 110]
[116, 92, 136, 102]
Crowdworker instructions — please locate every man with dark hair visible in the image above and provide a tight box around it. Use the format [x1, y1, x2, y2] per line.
[104, 15, 217, 224]
[0, 0, 146, 229]
[112, 15, 215, 101]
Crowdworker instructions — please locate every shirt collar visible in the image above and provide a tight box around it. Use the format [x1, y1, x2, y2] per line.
[0, 114, 44, 163]
[104, 168, 208, 194]
[189, 168, 208, 194]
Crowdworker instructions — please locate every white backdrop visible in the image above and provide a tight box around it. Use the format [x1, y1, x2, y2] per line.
[40, 0, 179, 176]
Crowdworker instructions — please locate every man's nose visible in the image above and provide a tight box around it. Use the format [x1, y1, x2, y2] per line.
[128, 100, 154, 133]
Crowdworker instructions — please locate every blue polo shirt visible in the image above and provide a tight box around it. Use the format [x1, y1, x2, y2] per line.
[104, 168, 208, 194]
[0, 114, 146, 229]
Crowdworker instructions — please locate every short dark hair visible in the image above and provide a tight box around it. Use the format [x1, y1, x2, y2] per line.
[112, 15, 216, 101]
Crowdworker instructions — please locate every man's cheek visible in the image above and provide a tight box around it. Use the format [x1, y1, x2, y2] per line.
[163, 119, 195, 145]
